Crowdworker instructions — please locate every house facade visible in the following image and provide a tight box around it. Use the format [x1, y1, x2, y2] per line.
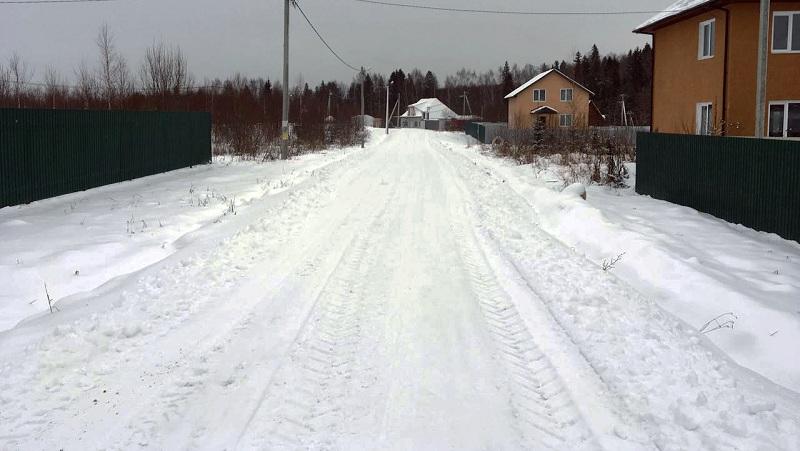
[635, 0, 800, 138]
[505, 69, 605, 130]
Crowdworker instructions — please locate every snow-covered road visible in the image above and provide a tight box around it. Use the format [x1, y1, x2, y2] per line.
[1, 130, 798, 450]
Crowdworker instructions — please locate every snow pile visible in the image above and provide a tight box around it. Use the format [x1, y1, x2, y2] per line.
[456, 141, 800, 394]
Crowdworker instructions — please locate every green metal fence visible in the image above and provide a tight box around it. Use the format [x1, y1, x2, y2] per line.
[636, 132, 800, 243]
[0, 108, 211, 208]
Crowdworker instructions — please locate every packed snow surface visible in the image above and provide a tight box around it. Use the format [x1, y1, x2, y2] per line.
[1, 130, 799, 450]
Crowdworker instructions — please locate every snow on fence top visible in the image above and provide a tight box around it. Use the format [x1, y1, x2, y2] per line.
[636, 0, 715, 32]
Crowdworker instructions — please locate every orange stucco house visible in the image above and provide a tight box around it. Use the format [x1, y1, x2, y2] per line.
[636, 0, 800, 138]
[505, 69, 605, 130]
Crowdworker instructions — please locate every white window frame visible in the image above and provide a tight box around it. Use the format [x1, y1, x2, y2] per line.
[533, 89, 546, 102]
[696, 102, 713, 135]
[560, 88, 574, 102]
[772, 12, 800, 53]
[698, 18, 716, 60]
[559, 114, 574, 128]
[768, 100, 800, 139]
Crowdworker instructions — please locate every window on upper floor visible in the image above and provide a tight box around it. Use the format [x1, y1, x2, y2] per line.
[773, 12, 800, 53]
[533, 89, 546, 102]
[769, 101, 800, 138]
[698, 19, 716, 59]
[560, 88, 573, 102]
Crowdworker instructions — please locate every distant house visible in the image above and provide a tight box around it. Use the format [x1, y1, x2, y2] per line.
[505, 68, 605, 130]
[353, 114, 377, 128]
[400, 98, 459, 129]
[635, 0, 800, 138]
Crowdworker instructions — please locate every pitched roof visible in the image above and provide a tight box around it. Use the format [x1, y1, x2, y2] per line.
[634, 0, 715, 33]
[400, 98, 458, 119]
[531, 106, 559, 114]
[504, 69, 594, 100]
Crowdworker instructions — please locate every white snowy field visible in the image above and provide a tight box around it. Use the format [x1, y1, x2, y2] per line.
[460, 143, 800, 394]
[1, 129, 799, 450]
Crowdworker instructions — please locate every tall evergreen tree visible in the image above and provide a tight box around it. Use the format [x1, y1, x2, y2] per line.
[587, 44, 602, 92]
[572, 52, 584, 82]
[501, 62, 514, 96]
[423, 71, 438, 98]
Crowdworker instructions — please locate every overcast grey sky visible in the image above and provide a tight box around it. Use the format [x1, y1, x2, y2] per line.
[0, 0, 666, 86]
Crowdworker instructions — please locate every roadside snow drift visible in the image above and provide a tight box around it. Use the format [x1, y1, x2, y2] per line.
[0, 146, 361, 332]
[455, 140, 800, 394]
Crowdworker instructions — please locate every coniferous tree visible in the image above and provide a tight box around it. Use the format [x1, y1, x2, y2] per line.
[501, 62, 514, 96]
[423, 71, 438, 98]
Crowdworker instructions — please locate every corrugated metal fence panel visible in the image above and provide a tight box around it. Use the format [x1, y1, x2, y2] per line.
[636, 132, 800, 243]
[0, 108, 211, 208]
[465, 122, 479, 141]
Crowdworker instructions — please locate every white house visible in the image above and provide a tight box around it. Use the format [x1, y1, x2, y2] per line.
[352, 114, 377, 128]
[400, 98, 459, 129]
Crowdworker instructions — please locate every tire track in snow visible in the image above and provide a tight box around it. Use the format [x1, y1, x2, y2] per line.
[237, 175, 399, 449]
[450, 215, 597, 450]
[106, 149, 397, 450]
[0, 146, 379, 450]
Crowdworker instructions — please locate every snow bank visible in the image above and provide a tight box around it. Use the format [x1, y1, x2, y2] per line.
[0, 146, 361, 332]
[457, 144, 800, 393]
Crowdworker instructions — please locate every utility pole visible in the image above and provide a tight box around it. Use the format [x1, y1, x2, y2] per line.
[463, 91, 467, 116]
[755, 0, 770, 138]
[281, 0, 291, 160]
[620, 94, 628, 127]
[360, 67, 366, 148]
[327, 92, 332, 118]
[385, 85, 389, 134]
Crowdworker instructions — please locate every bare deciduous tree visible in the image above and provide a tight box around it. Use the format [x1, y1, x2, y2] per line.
[43, 66, 66, 109]
[140, 41, 191, 108]
[114, 56, 135, 102]
[0, 63, 10, 102]
[8, 53, 33, 108]
[96, 24, 135, 109]
[96, 24, 117, 109]
[75, 61, 98, 109]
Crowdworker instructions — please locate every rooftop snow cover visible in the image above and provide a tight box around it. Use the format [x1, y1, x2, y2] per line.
[531, 105, 559, 114]
[401, 98, 458, 120]
[635, 0, 715, 32]
[504, 69, 594, 100]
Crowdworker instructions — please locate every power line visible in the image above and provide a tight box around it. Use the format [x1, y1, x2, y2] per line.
[294, 0, 361, 72]
[350, 0, 680, 16]
[0, 0, 118, 4]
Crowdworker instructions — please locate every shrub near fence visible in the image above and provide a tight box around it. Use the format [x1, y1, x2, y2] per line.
[0, 108, 211, 208]
[636, 132, 800, 243]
